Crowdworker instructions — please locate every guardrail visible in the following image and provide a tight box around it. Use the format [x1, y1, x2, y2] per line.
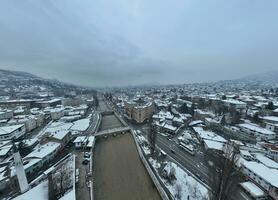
[131, 130, 170, 200]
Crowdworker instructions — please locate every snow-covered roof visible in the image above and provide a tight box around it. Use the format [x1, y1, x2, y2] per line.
[73, 136, 87, 143]
[240, 150, 252, 157]
[222, 99, 247, 105]
[59, 189, 75, 200]
[43, 121, 73, 135]
[263, 116, 278, 123]
[0, 124, 24, 135]
[239, 123, 275, 135]
[22, 138, 39, 147]
[204, 140, 224, 151]
[50, 130, 70, 140]
[193, 127, 226, 143]
[13, 180, 48, 200]
[242, 161, 278, 187]
[240, 181, 265, 198]
[0, 145, 12, 156]
[188, 120, 203, 127]
[163, 123, 177, 131]
[25, 142, 60, 160]
[253, 153, 278, 169]
[70, 118, 90, 132]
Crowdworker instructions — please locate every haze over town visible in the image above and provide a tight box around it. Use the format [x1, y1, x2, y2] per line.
[0, 0, 278, 86]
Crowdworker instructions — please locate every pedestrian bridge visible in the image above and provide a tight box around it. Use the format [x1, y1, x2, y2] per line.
[94, 127, 131, 137]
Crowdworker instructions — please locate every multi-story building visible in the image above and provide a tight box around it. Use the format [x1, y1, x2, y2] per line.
[0, 124, 25, 141]
[124, 99, 154, 123]
[238, 123, 276, 141]
[222, 99, 247, 111]
[241, 160, 278, 200]
[0, 109, 13, 120]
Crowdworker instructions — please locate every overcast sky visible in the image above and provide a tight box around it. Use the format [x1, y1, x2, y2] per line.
[0, 0, 277, 87]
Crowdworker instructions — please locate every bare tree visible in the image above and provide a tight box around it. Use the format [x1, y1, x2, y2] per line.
[148, 119, 157, 154]
[208, 142, 243, 200]
[52, 163, 72, 198]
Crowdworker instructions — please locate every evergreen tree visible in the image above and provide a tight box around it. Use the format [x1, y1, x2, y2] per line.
[180, 103, 188, 113]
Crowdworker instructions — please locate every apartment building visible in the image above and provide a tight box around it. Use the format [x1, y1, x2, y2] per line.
[125, 99, 154, 123]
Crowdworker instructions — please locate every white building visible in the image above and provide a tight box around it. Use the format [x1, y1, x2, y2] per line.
[21, 142, 61, 176]
[73, 136, 88, 148]
[222, 99, 247, 110]
[0, 109, 13, 120]
[0, 124, 25, 141]
[263, 116, 278, 124]
[50, 108, 64, 120]
[238, 123, 276, 141]
[240, 181, 267, 200]
[241, 160, 278, 200]
[8, 116, 37, 132]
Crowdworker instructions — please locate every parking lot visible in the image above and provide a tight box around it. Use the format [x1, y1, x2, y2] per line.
[75, 150, 91, 200]
[93, 133, 161, 200]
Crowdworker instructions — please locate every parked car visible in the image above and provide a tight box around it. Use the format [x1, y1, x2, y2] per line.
[82, 159, 89, 165]
[84, 152, 91, 158]
[75, 169, 79, 183]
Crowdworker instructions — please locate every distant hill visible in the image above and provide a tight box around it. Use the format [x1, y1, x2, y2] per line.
[236, 70, 278, 84]
[216, 70, 278, 89]
[0, 68, 95, 97]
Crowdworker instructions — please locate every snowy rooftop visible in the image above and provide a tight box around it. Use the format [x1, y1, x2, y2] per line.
[193, 127, 226, 143]
[70, 118, 90, 131]
[13, 180, 48, 200]
[222, 99, 247, 105]
[239, 123, 275, 135]
[0, 145, 12, 156]
[50, 130, 70, 140]
[240, 150, 252, 157]
[189, 120, 204, 127]
[204, 140, 225, 151]
[22, 138, 39, 147]
[263, 116, 278, 123]
[0, 124, 24, 135]
[25, 142, 60, 159]
[73, 136, 87, 143]
[240, 181, 265, 198]
[242, 160, 278, 187]
[253, 153, 278, 169]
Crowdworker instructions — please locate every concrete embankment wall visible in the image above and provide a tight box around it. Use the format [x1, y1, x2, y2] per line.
[130, 130, 170, 200]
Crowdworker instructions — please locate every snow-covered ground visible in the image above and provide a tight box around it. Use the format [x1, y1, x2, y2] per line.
[149, 158, 208, 200]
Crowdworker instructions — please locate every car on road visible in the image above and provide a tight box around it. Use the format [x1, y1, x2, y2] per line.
[171, 149, 176, 154]
[160, 150, 167, 157]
